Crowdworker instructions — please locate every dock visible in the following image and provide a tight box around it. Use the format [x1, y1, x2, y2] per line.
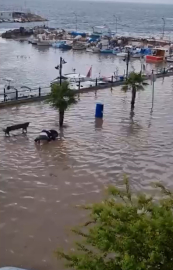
[0, 71, 172, 109]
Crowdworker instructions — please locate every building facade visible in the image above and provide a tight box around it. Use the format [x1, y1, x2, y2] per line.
[0, 12, 13, 20]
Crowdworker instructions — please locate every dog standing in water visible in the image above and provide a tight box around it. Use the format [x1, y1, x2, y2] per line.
[35, 130, 58, 143]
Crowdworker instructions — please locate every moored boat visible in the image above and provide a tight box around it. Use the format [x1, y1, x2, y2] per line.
[116, 52, 128, 57]
[100, 49, 113, 54]
[73, 42, 86, 50]
[52, 40, 66, 48]
[92, 47, 100, 53]
[145, 47, 169, 62]
[61, 43, 72, 50]
[166, 57, 173, 63]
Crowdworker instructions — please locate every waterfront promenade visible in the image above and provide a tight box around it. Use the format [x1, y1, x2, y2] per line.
[0, 71, 172, 108]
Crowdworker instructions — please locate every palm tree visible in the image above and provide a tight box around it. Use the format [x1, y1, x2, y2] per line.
[122, 72, 148, 111]
[47, 81, 77, 127]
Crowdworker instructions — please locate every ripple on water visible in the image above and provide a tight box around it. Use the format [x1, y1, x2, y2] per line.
[0, 78, 173, 203]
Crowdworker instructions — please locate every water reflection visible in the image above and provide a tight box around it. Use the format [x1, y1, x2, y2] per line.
[95, 118, 103, 129]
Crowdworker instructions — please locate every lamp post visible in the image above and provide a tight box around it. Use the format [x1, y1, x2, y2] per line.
[55, 57, 67, 85]
[124, 50, 130, 80]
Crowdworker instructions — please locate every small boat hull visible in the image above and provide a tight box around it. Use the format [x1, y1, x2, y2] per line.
[86, 48, 93, 53]
[100, 49, 113, 54]
[166, 58, 173, 63]
[116, 52, 128, 57]
[145, 55, 164, 62]
[61, 44, 72, 50]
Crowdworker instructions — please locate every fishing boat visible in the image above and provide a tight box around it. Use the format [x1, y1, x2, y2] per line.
[116, 52, 128, 57]
[60, 42, 73, 50]
[73, 42, 86, 50]
[86, 48, 94, 53]
[37, 39, 55, 46]
[51, 72, 95, 90]
[145, 47, 169, 62]
[92, 47, 100, 53]
[28, 38, 39, 45]
[112, 47, 121, 55]
[52, 41, 66, 48]
[132, 53, 143, 58]
[100, 49, 113, 54]
[166, 57, 173, 63]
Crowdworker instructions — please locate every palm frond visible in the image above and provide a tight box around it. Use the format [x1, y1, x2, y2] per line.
[121, 85, 129, 92]
[46, 81, 78, 111]
[123, 72, 147, 92]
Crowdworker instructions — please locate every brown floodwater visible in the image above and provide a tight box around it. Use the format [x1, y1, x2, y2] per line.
[1, 77, 173, 270]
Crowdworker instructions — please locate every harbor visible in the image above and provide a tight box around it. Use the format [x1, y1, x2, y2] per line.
[1, 0, 173, 269]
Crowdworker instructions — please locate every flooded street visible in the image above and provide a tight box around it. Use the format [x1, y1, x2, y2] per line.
[1, 76, 173, 269]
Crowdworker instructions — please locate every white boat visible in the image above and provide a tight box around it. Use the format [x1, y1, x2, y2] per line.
[52, 73, 95, 90]
[116, 52, 128, 57]
[166, 57, 173, 63]
[132, 53, 142, 58]
[28, 38, 38, 45]
[86, 48, 94, 53]
[73, 43, 86, 50]
[92, 47, 100, 53]
[37, 40, 52, 46]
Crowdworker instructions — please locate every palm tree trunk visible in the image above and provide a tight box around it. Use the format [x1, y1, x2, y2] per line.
[59, 109, 64, 127]
[131, 86, 136, 111]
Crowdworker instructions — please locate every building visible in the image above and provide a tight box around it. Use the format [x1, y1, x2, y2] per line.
[0, 11, 13, 20]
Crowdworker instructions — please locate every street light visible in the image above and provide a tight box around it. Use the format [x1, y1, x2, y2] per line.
[55, 57, 67, 85]
[123, 51, 130, 80]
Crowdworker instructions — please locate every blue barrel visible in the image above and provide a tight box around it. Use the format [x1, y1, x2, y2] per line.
[119, 76, 124, 81]
[95, 103, 104, 118]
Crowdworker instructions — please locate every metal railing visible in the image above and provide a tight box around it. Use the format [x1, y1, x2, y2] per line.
[0, 69, 172, 104]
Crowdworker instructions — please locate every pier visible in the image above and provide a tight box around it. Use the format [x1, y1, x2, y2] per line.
[0, 71, 172, 109]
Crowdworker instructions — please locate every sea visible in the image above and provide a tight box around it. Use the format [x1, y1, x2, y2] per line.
[1, 0, 173, 38]
[0, 0, 173, 90]
[1, 2, 173, 270]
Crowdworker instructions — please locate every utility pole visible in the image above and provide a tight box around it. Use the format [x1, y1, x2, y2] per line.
[126, 51, 130, 80]
[59, 57, 62, 85]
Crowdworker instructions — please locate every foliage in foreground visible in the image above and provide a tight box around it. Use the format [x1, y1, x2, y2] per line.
[47, 81, 77, 127]
[122, 72, 148, 110]
[56, 177, 173, 270]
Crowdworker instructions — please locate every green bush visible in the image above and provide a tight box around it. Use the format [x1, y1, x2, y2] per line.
[56, 177, 173, 270]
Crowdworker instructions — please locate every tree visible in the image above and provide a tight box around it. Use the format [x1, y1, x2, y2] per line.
[122, 72, 148, 111]
[56, 177, 173, 270]
[47, 81, 77, 127]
